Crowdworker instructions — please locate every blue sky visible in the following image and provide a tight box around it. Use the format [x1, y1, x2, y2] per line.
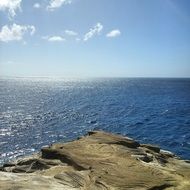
[0, 0, 190, 77]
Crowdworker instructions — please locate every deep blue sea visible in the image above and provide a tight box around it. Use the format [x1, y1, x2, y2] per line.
[0, 78, 190, 165]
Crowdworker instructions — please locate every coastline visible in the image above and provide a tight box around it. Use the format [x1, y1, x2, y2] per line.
[0, 130, 190, 190]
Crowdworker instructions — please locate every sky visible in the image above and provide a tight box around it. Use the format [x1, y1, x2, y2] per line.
[0, 0, 190, 78]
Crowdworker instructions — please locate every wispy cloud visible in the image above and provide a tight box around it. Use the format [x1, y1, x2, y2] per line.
[33, 3, 40, 9]
[0, 0, 22, 19]
[106, 29, 121, 38]
[76, 38, 81, 42]
[42, 35, 65, 42]
[84, 23, 103, 41]
[47, 0, 72, 11]
[0, 24, 35, 42]
[7, 60, 14, 64]
[65, 30, 78, 36]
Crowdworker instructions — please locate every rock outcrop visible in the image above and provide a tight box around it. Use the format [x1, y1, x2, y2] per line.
[0, 131, 190, 189]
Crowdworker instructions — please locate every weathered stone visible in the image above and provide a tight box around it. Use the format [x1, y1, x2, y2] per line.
[141, 144, 160, 153]
[0, 130, 190, 190]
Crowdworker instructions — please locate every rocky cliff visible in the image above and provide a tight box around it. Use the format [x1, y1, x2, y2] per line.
[0, 131, 190, 190]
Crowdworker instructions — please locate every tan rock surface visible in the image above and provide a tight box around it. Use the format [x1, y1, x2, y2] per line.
[0, 131, 190, 189]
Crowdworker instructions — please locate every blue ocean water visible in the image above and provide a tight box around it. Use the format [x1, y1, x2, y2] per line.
[0, 78, 190, 165]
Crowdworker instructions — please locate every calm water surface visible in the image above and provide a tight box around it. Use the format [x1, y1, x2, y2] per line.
[0, 78, 190, 164]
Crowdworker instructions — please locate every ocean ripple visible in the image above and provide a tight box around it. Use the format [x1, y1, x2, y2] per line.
[0, 78, 190, 165]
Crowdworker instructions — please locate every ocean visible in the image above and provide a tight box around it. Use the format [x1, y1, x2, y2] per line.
[0, 78, 190, 165]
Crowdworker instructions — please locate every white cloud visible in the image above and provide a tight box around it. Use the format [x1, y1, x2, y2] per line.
[33, 3, 40, 9]
[42, 35, 65, 42]
[106, 29, 121, 38]
[0, 24, 36, 42]
[84, 22, 103, 41]
[47, 0, 72, 11]
[29, 26, 36, 35]
[48, 36, 65, 42]
[0, 0, 22, 18]
[65, 30, 78, 36]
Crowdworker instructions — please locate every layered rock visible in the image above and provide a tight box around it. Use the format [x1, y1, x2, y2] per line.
[0, 131, 190, 189]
